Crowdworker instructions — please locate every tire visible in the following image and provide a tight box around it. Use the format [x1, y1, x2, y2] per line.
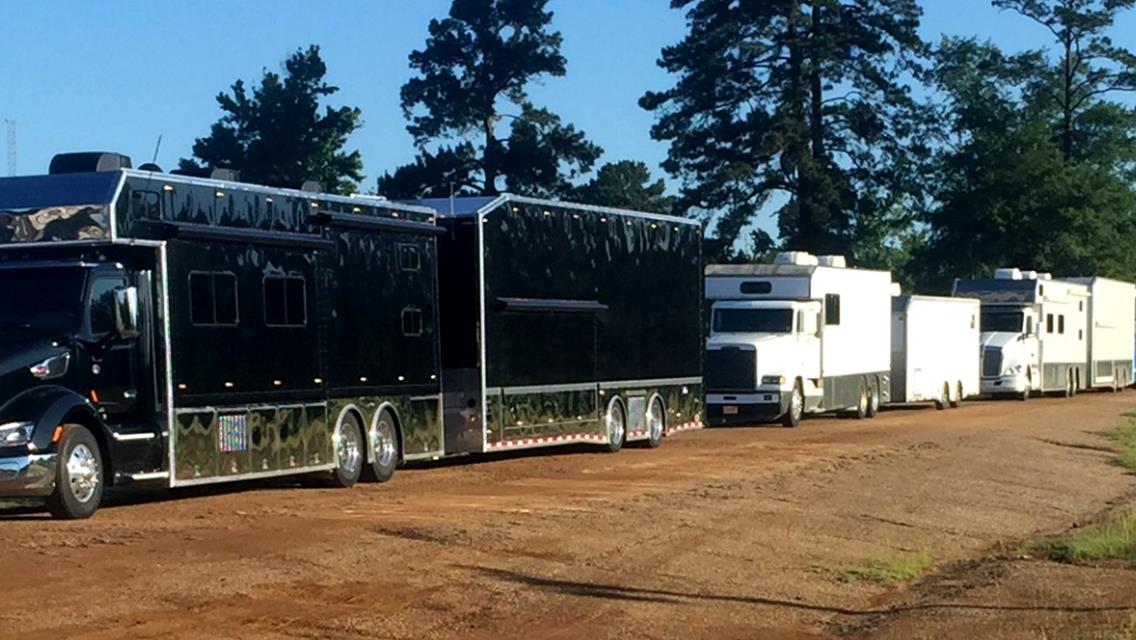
[45, 424, 103, 520]
[782, 380, 803, 428]
[361, 408, 399, 483]
[1064, 372, 1074, 398]
[643, 396, 665, 448]
[950, 381, 964, 408]
[866, 379, 880, 418]
[604, 398, 626, 453]
[934, 382, 949, 410]
[329, 412, 364, 488]
[854, 379, 869, 420]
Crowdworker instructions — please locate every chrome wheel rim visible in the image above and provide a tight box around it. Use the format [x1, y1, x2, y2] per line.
[336, 419, 362, 477]
[790, 388, 803, 422]
[67, 443, 100, 504]
[648, 400, 664, 441]
[606, 403, 625, 445]
[374, 416, 397, 468]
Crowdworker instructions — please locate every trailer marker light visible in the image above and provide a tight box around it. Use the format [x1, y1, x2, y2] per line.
[599, 217, 607, 223]
[543, 210, 551, 217]
[215, 191, 225, 198]
[391, 212, 400, 218]
[397, 375, 405, 381]
[314, 378, 323, 384]
[430, 374, 437, 380]
[52, 426, 63, 443]
[359, 376, 368, 383]
[162, 184, 174, 192]
[353, 207, 362, 213]
[266, 197, 273, 203]
[89, 389, 100, 403]
[224, 381, 234, 388]
[273, 380, 282, 386]
[177, 383, 187, 390]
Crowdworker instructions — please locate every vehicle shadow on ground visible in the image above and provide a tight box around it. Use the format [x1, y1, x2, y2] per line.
[462, 565, 1136, 617]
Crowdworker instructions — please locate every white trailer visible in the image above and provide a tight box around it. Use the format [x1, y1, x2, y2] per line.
[953, 268, 1089, 399]
[890, 295, 981, 408]
[705, 252, 892, 427]
[1063, 277, 1136, 390]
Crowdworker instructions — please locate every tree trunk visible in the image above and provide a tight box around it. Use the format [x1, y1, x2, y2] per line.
[785, 2, 815, 249]
[1061, 31, 1074, 160]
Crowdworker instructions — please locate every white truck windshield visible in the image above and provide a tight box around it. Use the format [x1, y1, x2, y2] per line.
[713, 308, 793, 333]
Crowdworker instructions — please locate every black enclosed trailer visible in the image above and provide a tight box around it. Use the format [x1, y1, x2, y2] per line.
[423, 195, 703, 455]
[0, 154, 442, 517]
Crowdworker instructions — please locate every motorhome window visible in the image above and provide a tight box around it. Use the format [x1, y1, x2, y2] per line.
[1046, 313, 1054, 333]
[1058, 315, 1065, 334]
[712, 308, 793, 333]
[0, 267, 85, 337]
[796, 310, 804, 333]
[263, 276, 307, 327]
[399, 244, 421, 272]
[189, 272, 238, 326]
[824, 294, 841, 325]
[981, 311, 1025, 332]
[88, 277, 124, 335]
[402, 307, 424, 336]
[740, 281, 772, 294]
[130, 190, 160, 219]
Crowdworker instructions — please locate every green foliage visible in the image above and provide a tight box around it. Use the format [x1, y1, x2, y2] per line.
[1029, 509, 1136, 564]
[572, 160, 674, 214]
[179, 45, 363, 195]
[1109, 414, 1136, 473]
[379, 0, 601, 199]
[642, 0, 930, 261]
[839, 551, 933, 583]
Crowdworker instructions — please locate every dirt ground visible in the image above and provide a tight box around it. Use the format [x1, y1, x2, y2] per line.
[3, 392, 1136, 640]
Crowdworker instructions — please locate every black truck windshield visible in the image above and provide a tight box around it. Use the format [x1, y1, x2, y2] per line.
[0, 267, 86, 336]
[713, 308, 793, 333]
[981, 311, 1025, 333]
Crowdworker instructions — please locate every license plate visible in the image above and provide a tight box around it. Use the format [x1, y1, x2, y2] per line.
[723, 405, 738, 415]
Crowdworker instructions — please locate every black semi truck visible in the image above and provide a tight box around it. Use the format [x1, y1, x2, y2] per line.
[0, 154, 703, 518]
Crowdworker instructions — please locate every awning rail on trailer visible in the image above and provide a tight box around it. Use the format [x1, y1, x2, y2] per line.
[494, 297, 609, 314]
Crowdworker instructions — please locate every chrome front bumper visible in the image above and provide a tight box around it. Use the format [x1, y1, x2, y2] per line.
[0, 453, 57, 497]
[981, 375, 1028, 394]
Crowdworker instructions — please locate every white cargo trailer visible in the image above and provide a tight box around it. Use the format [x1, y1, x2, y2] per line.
[1063, 277, 1135, 390]
[890, 295, 981, 408]
[953, 269, 1089, 399]
[705, 252, 892, 427]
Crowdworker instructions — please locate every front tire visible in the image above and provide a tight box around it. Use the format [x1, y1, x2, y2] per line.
[604, 398, 626, 453]
[362, 409, 399, 483]
[330, 412, 364, 488]
[782, 380, 803, 428]
[46, 424, 103, 520]
[866, 380, 880, 418]
[854, 379, 869, 420]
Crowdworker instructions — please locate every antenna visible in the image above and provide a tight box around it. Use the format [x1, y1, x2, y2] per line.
[3, 120, 15, 177]
[151, 134, 163, 165]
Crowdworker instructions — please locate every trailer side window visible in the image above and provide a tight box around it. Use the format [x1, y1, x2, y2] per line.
[130, 190, 161, 220]
[189, 272, 238, 326]
[1046, 313, 1054, 334]
[1058, 315, 1065, 334]
[399, 244, 421, 272]
[402, 307, 424, 336]
[263, 276, 307, 327]
[824, 294, 841, 326]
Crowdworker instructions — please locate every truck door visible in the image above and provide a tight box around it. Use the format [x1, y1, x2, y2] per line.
[86, 270, 142, 418]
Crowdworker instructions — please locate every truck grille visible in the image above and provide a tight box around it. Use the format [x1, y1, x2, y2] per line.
[705, 348, 756, 392]
[982, 349, 1002, 378]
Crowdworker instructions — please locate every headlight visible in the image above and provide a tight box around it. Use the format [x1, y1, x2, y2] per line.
[29, 353, 70, 380]
[0, 421, 35, 448]
[1002, 364, 1024, 376]
[761, 375, 785, 385]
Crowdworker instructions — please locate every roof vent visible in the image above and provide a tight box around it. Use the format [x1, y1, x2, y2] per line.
[1037, 272, 1053, 281]
[138, 163, 163, 173]
[773, 251, 818, 266]
[994, 267, 1023, 280]
[1024, 270, 1039, 280]
[300, 180, 323, 193]
[49, 152, 133, 174]
[817, 255, 847, 268]
[210, 168, 240, 182]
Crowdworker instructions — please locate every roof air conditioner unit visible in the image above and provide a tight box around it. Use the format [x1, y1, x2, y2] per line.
[773, 251, 818, 266]
[817, 255, 847, 268]
[994, 268, 1023, 280]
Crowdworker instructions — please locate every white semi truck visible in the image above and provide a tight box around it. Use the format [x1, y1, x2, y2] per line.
[890, 295, 981, 408]
[1064, 277, 1136, 391]
[953, 269, 1089, 399]
[704, 252, 892, 427]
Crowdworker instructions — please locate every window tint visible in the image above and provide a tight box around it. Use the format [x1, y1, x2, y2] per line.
[1046, 313, 1054, 334]
[89, 278, 123, 334]
[189, 272, 238, 326]
[399, 244, 421, 271]
[1058, 314, 1065, 334]
[402, 307, 423, 336]
[264, 276, 307, 327]
[824, 294, 841, 326]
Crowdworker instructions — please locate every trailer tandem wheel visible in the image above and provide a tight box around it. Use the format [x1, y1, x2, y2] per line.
[362, 408, 400, 483]
[329, 412, 364, 488]
[950, 381, 964, 408]
[642, 395, 665, 448]
[604, 397, 626, 453]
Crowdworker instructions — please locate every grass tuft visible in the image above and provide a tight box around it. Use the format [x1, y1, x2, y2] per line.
[1107, 417, 1136, 473]
[840, 552, 933, 583]
[1029, 510, 1136, 564]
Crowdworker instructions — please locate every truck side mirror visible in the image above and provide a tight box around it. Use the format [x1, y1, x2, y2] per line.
[113, 286, 140, 339]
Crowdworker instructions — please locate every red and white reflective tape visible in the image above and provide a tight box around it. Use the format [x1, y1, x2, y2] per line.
[665, 414, 703, 435]
[488, 433, 608, 450]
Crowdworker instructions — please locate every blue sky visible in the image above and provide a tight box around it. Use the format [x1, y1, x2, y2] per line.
[1, 0, 1132, 237]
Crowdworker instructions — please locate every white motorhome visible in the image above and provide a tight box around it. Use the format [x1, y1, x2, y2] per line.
[953, 268, 1089, 399]
[890, 295, 981, 408]
[705, 252, 892, 427]
[1063, 277, 1136, 391]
